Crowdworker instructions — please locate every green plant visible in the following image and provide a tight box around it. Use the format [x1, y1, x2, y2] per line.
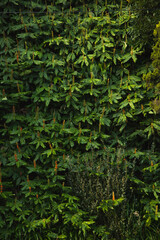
[0, 0, 160, 239]
[67, 148, 142, 239]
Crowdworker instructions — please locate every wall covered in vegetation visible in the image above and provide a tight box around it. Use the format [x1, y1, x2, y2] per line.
[0, 0, 160, 239]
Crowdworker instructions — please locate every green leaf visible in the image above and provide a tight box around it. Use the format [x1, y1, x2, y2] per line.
[42, 149, 56, 157]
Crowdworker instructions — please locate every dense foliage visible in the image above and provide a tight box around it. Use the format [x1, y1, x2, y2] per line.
[130, 0, 160, 47]
[143, 21, 160, 113]
[0, 0, 160, 239]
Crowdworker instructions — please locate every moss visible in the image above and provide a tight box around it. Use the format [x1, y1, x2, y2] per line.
[143, 22, 160, 99]
[150, 99, 160, 114]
